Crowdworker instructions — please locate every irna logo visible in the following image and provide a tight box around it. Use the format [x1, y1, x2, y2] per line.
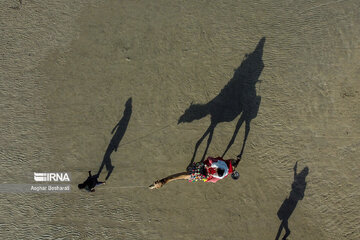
[34, 172, 70, 182]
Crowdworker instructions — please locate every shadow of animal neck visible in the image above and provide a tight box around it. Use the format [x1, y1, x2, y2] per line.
[236, 38, 265, 84]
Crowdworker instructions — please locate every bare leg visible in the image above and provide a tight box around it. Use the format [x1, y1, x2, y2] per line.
[149, 172, 190, 189]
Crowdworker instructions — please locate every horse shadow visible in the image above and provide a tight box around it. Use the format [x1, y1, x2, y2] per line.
[178, 37, 265, 168]
[97, 97, 132, 180]
[275, 162, 309, 240]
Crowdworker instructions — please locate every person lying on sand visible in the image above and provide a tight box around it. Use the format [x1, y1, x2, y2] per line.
[78, 171, 105, 192]
[149, 156, 240, 189]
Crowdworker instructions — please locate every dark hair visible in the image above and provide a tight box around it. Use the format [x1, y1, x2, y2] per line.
[78, 183, 85, 189]
[217, 168, 225, 177]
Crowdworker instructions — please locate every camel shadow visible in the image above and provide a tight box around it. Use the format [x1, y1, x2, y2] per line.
[97, 97, 132, 180]
[178, 37, 265, 168]
[275, 162, 309, 240]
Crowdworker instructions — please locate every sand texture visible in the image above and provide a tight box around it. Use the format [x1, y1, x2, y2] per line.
[1, 0, 359, 239]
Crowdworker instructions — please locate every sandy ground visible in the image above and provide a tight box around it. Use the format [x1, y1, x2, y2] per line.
[1, 0, 359, 239]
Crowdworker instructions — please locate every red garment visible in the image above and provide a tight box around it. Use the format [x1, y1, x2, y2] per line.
[203, 156, 233, 183]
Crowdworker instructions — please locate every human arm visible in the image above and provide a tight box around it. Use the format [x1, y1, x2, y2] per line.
[293, 161, 298, 179]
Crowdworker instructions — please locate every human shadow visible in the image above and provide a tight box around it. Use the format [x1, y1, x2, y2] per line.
[97, 97, 132, 180]
[178, 37, 265, 168]
[78, 171, 105, 192]
[275, 162, 309, 240]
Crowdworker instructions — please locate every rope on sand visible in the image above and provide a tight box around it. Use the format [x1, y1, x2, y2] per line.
[96, 185, 148, 189]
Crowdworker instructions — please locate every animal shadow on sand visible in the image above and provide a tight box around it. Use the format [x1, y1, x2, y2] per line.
[97, 97, 132, 180]
[275, 162, 309, 240]
[178, 37, 265, 169]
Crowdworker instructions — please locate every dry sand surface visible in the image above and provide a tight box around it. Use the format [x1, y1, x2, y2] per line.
[1, 0, 359, 239]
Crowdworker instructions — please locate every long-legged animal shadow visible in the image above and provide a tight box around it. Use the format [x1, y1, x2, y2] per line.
[275, 162, 309, 240]
[178, 37, 265, 168]
[97, 97, 132, 180]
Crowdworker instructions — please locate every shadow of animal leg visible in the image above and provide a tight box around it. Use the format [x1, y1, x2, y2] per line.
[238, 119, 250, 159]
[200, 125, 215, 162]
[222, 114, 245, 158]
[189, 125, 212, 168]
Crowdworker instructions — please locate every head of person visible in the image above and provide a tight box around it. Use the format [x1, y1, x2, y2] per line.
[217, 168, 225, 177]
[78, 183, 85, 189]
[301, 167, 309, 176]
